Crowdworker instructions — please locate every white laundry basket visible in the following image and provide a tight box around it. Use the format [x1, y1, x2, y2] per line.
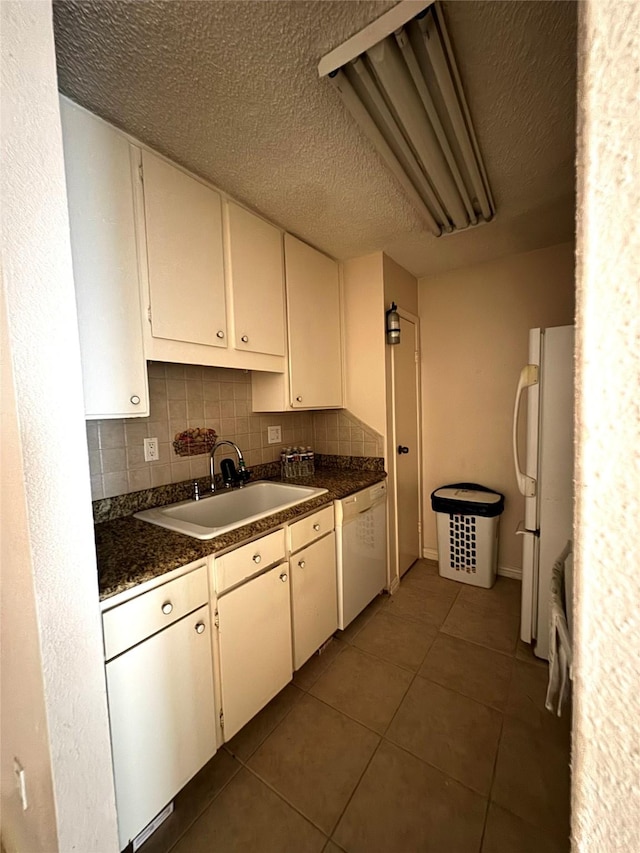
[431, 484, 504, 589]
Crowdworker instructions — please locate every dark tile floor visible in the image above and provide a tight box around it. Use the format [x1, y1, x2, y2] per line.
[140, 559, 571, 853]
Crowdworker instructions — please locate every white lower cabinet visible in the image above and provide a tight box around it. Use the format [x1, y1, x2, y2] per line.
[216, 562, 292, 740]
[106, 603, 216, 849]
[291, 531, 338, 670]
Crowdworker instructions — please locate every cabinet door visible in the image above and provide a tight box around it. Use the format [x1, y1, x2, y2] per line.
[291, 531, 338, 670]
[285, 233, 343, 409]
[142, 150, 227, 347]
[217, 564, 292, 740]
[226, 202, 285, 356]
[106, 605, 216, 849]
[60, 97, 148, 419]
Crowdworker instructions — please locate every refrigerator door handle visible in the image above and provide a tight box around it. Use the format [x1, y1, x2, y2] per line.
[516, 520, 539, 537]
[513, 364, 539, 497]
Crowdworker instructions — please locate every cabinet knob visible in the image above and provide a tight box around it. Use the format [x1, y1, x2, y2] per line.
[298, 559, 306, 568]
[279, 571, 288, 582]
[216, 330, 225, 339]
[253, 554, 261, 564]
[195, 621, 206, 634]
[398, 445, 409, 455]
[161, 601, 173, 615]
[313, 523, 320, 531]
[241, 335, 249, 343]
[130, 395, 141, 405]
[296, 395, 303, 403]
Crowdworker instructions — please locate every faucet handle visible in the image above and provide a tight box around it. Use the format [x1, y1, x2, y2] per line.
[192, 480, 201, 501]
[237, 460, 251, 486]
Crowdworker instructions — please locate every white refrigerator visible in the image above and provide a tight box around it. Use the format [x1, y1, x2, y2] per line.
[512, 325, 574, 660]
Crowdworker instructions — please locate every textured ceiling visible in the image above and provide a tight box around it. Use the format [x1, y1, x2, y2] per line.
[52, 0, 577, 278]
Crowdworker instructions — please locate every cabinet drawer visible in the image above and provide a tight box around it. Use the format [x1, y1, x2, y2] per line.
[214, 528, 286, 594]
[289, 505, 335, 553]
[102, 564, 208, 660]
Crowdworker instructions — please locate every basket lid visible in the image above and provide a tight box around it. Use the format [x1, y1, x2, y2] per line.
[430, 483, 504, 517]
[433, 487, 502, 504]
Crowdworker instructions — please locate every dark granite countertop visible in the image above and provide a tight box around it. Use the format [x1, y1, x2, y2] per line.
[96, 467, 386, 601]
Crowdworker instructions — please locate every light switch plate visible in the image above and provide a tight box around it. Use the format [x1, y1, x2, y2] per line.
[267, 426, 282, 444]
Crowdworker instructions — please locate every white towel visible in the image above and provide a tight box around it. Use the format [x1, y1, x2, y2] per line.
[545, 541, 574, 716]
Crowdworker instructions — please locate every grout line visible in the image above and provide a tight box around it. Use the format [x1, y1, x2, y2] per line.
[326, 736, 386, 841]
[223, 685, 305, 763]
[242, 761, 332, 840]
[377, 735, 493, 803]
[161, 755, 243, 853]
[478, 712, 506, 851]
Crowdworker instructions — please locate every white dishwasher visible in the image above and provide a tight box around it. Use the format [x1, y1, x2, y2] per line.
[335, 481, 387, 629]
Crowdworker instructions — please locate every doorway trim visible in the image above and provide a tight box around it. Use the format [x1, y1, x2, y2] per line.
[386, 307, 423, 592]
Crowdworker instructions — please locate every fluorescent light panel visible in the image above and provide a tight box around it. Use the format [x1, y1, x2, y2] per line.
[319, 1, 495, 236]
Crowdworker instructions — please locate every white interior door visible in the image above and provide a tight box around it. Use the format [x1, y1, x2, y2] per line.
[392, 314, 421, 576]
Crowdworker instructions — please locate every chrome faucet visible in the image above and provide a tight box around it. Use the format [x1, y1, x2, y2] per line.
[209, 440, 247, 493]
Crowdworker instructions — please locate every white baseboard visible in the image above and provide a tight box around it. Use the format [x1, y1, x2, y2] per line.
[421, 547, 522, 580]
[497, 564, 522, 580]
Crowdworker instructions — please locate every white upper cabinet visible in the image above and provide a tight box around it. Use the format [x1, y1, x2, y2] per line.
[59, 97, 149, 419]
[225, 202, 285, 357]
[252, 233, 344, 411]
[141, 150, 227, 348]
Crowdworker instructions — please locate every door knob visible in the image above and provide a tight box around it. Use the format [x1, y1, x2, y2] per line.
[398, 445, 409, 454]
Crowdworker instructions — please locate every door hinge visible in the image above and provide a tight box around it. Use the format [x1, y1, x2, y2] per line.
[219, 709, 224, 729]
[147, 304, 152, 324]
[138, 163, 144, 184]
[417, 522, 422, 534]
[415, 350, 419, 363]
[214, 610, 219, 628]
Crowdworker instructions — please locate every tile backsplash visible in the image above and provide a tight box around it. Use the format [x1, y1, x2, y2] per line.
[87, 362, 384, 500]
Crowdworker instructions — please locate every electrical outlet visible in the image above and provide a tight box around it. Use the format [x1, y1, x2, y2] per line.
[144, 437, 159, 462]
[14, 758, 27, 810]
[267, 426, 282, 445]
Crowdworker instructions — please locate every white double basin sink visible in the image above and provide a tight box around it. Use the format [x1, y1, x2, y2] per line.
[134, 480, 328, 540]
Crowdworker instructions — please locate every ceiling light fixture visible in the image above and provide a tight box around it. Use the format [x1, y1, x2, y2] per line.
[318, 0, 495, 237]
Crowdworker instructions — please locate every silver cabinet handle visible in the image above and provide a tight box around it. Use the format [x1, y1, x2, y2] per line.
[313, 523, 320, 531]
[241, 335, 249, 343]
[296, 395, 303, 403]
[279, 571, 288, 582]
[195, 622, 206, 634]
[161, 601, 173, 615]
[298, 559, 306, 568]
[130, 395, 141, 405]
[253, 554, 261, 564]
[216, 330, 225, 339]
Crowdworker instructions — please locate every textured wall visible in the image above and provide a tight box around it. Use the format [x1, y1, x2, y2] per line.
[0, 283, 58, 853]
[418, 242, 575, 572]
[572, 1, 640, 848]
[0, 3, 119, 850]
